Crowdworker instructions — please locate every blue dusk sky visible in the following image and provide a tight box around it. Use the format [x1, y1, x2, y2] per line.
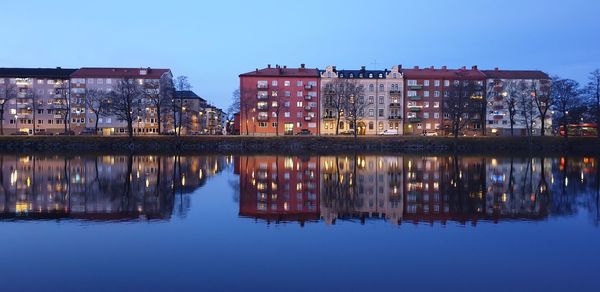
[1, 0, 599, 110]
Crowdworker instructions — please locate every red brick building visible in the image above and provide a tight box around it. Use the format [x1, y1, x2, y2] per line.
[238, 155, 320, 225]
[239, 64, 320, 135]
[401, 66, 486, 136]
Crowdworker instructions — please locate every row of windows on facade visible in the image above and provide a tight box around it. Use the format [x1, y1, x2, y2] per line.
[256, 101, 317, 109]
[5, 117, 159, 124]
[324, 108, 402, 118]
[407, 90, 484, 98]
[324, 83, 403, 92]
[1, 78, 160, 85]
[256, 122, 317, 129]
[257, 91, 318, 98]
[323, 121, 403, 131]
[406, 80, 485, 87]
[257, 80, 318, 87]
[257, 111, 317, 119]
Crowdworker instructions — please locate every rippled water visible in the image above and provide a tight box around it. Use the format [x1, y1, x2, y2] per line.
[0, 154, 598, 291]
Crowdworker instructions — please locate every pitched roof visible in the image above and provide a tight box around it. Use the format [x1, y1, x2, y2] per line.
[482, 69, 550, 80]
[321, 68, 389, 79]
[175, 90, 206, 102]
[240, 66, 319, 77]
[71, 67, 170, 78]
[0, 67, 77, 79]
[401, 67, 487, 80]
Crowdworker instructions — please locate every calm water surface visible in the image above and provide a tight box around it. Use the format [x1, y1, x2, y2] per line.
[0, 154, 598, 292]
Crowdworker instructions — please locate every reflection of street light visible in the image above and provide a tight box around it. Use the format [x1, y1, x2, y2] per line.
[14, 114, 18, 133]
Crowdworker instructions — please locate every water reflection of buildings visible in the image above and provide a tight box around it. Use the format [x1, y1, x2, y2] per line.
[0, 155, 227, 221]
[238, 155, 597, 226]
[238, 156, 320, 225]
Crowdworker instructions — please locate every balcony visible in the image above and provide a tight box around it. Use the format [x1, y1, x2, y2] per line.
[257, 94, 268, 100]
[304, 85, 313, 90]
[408, 85, 423, 90]
[324, 90, 335, 95]
[323, 114, 336, 119]
[256, 115, 269, 121]
[257, 106, 268, 110]
[304, 106, 312, 111]
[389, 102, 402, 107]
[304, 95, 312, 100]
[493, 114, 504, 119]
[388, 115, 402, 120]
[409, 96, 422, 101]
[257, 84, 268, 89]
[408, 118, 421, 123]
[389, 90, 402, 95]
[304, 116, 312, 121]
[409, 106, 422, 112]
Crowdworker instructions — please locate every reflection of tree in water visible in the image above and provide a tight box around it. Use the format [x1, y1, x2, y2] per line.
[0, 154, 227, 221]
[321, 155, 361, 222]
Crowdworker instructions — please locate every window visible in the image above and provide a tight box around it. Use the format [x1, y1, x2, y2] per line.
[407, 91, 417, 97]
[424, 80, 430, 86]
[378, 96, 384, 104]
[378, 122, 383, 130]
[296, 80, 303, 86]
[258, 122, 267, 128]
[433, 102, 440, 108]
[424, 102, 429, 108]
[284, 81, 290, 86]
[272, 80, 278, 86]
[444, 80, 450, 86]
[296, 101, 303, 107]
[426, 123, 431, 129]
[378, 109, 384, 117]
[284, 112, 290, 118]
[106, 79, 112, 84]
[297, 91, 303, 97]
[369, 84, 374, 92]
[424, 91, 429, 97]
[424, 112, 429, 118]
[434, 91, 440, 97]
[369, 122, 374, 130]
[407, 80, 417, 86]
[369, 109, 374, 117]
[257, 80, 267, 88]
[368, 96, 374, 104]
[379, 84, 384, 92]
[339, 121, 344, 129]
[434, 80, 440, 86]
[272, 91, 278, 97]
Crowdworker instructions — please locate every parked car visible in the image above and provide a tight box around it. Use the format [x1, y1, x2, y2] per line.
[58, 130, 75, 136]
[339, 130, 354, 135]
[379, 129, 399, 135]
[79, 128, 96, 135]
[296, 129, 311, 136]
[11, 132, 29, 136]
[425, 132, 438, 136]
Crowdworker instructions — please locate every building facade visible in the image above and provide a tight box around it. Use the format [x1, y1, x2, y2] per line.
[320, 65, 404, 135]
[482, 69, 552, 136]
[0, 68, 77, 135]
[239, 64, 320, 136]
[70, 67, 172, 135]
[401, 66, 486, 136]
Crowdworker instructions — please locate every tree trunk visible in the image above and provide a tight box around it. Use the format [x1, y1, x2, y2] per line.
[127, 118, 133, 139]
[540, 114, 545, 136]
[157, 109, 162, 135]
[94, 112, 99, 135]
[0, 107, 4, 135]
[335, 114, 340, 135]
[510, 119, 514, 136]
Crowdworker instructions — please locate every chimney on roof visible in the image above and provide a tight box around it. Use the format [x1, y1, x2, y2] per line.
[461, 66, 466, 70]
[471, 65, 478, 70]
[332, 66, 337, 72]
[300, 63, 305, 69]
[147, 67, 152, 73]
[283, 65, 287, 69]
[255, 68, 258, 72]
[442, 66, 447, 70]
[413, 66, 419, 70]
[361, 66, 366, 71]
[57, 67, 61, 69]
[267, 64, 271, 68]
[495, 67, 499, 71]
[430, 66, 434, 70]
[398, 64, 402, 69]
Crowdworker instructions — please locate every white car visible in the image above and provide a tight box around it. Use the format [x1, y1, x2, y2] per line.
[380, 129, 399, 135]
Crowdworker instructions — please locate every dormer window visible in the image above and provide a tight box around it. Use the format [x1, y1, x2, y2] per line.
[359, 74, 363, 78]
[349, 73, 354, 78]
[378, 73, 383, 78]
[369, 73, 373, 78]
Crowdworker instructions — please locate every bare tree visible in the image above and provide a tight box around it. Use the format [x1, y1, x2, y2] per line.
[532, 79, 553, 136]
[504, 80, 522, 136]
[25, 88, 41, 134]
[54, 86, 71, 133]
[445, 74, 483, 138]
[238, 88, 254, 135]
[227, 88, 240, 118]
[585, 69, 600, 138]
[173, 76, 191, 137]
[109, 78, 144, 138]
[518, 81, 537, 144]
[323, 79, 350, 135]
[84, 88, 110, 134]
[341, 80, 368, 139]
[0, 82, 17, 135]
[553, 77, 581, 139]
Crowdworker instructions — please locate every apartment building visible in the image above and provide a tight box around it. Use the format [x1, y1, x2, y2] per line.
[482, 69, 551, 136]
[320, 65, 404, 135]
[401, 66, 486, 136]
[70, 67, 172, 135]
[239, 64, 320, 135]
[0, 68, 77, 135]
